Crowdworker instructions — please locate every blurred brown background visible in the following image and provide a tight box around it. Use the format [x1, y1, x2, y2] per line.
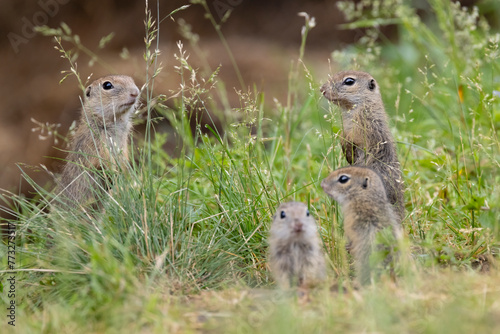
[0, 0, 487, 217]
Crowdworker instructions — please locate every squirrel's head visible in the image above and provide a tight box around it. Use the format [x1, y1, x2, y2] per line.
[320, 71, 381, 110]
[270, 202, 317, 240]
[321, 166, 388, 205]
[83, 75, 140, 118]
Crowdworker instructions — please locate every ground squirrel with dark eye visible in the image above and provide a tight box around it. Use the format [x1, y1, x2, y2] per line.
[321, 166, 402, 285]
[55, 75, 140, 209]
[321, 71, 405, 222]
[268, 201, 326, 289]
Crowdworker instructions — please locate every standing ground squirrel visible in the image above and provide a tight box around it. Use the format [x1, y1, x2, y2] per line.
[320, 71, 405, 221]
[269, 201, 326, 289]
[56, 75, 140, 208]
[321, 166, 402, 285]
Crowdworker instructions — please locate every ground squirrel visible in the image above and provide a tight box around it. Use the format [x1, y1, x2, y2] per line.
[321, 166, 402, 285]
[320, 71, 405, 221]
[269, 201, 326, 289]
[56, 75, 140, 209]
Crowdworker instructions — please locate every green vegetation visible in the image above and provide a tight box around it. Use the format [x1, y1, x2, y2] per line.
[1, 0, 499, 332]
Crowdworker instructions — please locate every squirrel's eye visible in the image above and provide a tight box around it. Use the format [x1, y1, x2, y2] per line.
[280, 211, 286, 219]
[338, 175, 350, 184]
[306, 210, 310, 217]
[103, 81, 114, 90]
[343, 77, 355, 86]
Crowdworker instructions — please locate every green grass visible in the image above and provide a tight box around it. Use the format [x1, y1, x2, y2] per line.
[1, 0, 500, 332]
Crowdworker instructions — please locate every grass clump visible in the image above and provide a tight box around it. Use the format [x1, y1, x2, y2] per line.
[1, 0, 499, 332]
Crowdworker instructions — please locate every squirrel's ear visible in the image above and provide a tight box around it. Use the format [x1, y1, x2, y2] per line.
[362, 177, 369, 188]
[368, 79, 376, 91]
[85, 86, 92, 98]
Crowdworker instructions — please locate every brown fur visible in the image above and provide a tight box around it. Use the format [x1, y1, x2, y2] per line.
[269, 202, 326, 289]
[55, 75, 140, 209]
[321, 166, 402, 285]
[321, 71, 405, 221]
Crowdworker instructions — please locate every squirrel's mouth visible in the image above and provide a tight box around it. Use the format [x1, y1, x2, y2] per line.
[321, 90, 339, 102]
[320, 179, 330, 192]
[111, 99, 138, 116]
[121, 97, 139, 108]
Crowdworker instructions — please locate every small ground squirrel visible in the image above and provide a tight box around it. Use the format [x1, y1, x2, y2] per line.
[321, 166, 402, 285]
[269, 201, 326, 289]
[320, 71, 405, 221]
[56, 75, 140, 208]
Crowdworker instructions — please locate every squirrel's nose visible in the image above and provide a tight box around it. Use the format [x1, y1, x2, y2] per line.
[130, 88, 140, 97]
[320, 83, 326, 94]
[320, 82, 329, 95]
[293, 222, 303, 232]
